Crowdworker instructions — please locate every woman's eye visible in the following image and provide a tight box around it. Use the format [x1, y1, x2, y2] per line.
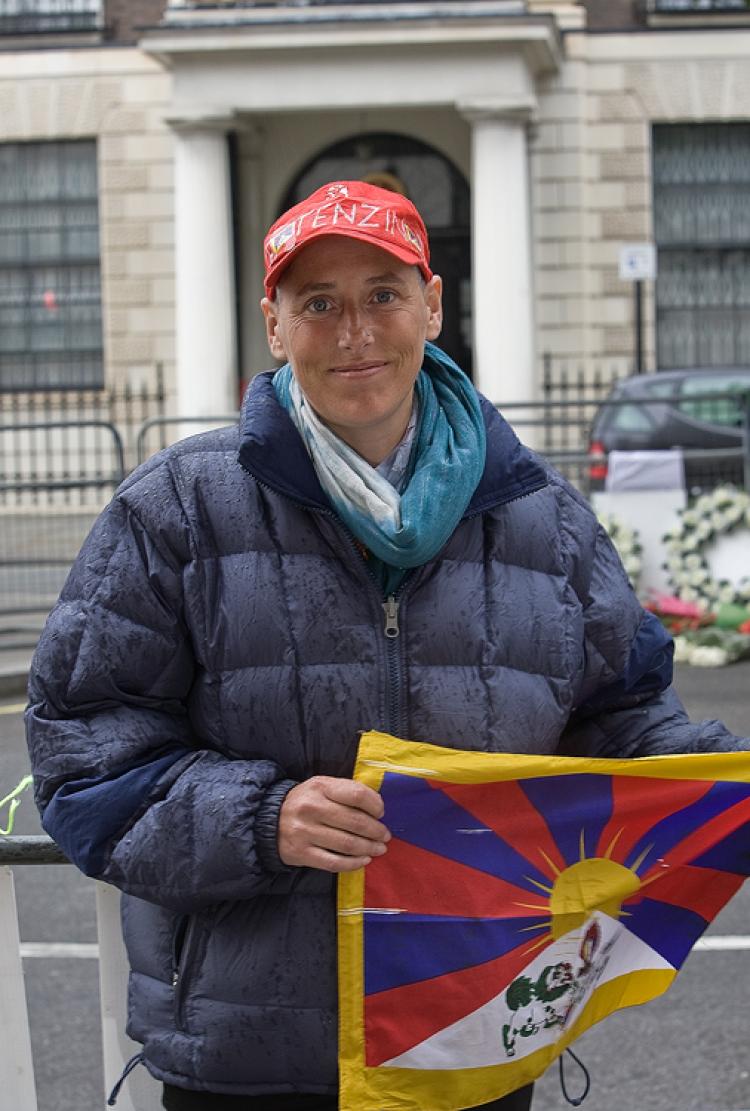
[374, 290, 396, 305]
[308, 298, 331, 313]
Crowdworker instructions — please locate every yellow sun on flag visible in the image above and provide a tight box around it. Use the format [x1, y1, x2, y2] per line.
[517, 830, 652, 944]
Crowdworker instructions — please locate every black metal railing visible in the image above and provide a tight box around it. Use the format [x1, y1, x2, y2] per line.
[540, 353, 626, 457]
[0, 0, 102, 35]
[0, 370, 166, 630]
[0, 364, 165, 499]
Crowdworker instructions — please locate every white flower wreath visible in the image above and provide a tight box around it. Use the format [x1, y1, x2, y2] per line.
[597, 512, 643, 590]
[662, 486, 750, 611]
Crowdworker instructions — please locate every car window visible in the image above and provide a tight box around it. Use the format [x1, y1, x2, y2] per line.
[606, 378, 674, 432]
[609, 403, 656, 433]
[645, 381, 676, 399]
[677, 375, 749, 426]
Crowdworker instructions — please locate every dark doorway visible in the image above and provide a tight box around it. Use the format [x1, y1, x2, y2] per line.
[281, 132, 473, 378]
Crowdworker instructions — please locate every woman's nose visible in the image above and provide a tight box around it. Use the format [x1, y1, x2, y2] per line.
[337, 306, 373, 350]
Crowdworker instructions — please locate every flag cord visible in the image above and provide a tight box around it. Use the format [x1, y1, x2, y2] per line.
[558, 1046, 591, 1106]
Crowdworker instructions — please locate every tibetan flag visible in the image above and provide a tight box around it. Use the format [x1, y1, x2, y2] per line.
[338, 731, 750, 1111]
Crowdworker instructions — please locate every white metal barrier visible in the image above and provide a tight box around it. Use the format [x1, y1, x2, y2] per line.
[0, 847, 162, 1110]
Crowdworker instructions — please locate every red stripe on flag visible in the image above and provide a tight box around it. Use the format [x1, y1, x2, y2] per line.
[434, 779, 567, 877]
[364, 835, 551, 918]
[647, 796, 750, 874]
[596, 776, 712, 864]
[627, 863, 743, 921]
[365, 937, 550, 1066]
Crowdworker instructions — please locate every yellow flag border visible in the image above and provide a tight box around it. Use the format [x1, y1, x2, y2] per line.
[338, 732, 750, 1110]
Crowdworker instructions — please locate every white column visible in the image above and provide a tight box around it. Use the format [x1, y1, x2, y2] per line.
[97, 882, 162, 1110]
[0, 868, 36, 1111]
[460, 101, 536, 411]
[173, 117, 238, 419]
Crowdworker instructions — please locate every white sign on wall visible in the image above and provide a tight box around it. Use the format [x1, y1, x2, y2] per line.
[619, 243, 657, 282]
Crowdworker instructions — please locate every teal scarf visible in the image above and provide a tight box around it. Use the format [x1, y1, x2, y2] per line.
[274, 342, 486, 593]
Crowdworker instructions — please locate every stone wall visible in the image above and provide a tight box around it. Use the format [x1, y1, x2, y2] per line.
[105, 0, 168, 45]
[532, 29, 750, 377]
[0, 50, 176, 402]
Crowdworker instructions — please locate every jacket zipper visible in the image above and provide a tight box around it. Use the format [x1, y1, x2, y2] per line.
[245, 474, 412, 736]
[171, 913, 196, 1031]
[382, 592, 407, 735]
[319, 524, 411, 737]
[382, 596, 400, 638]
[241, 470, 545, 738]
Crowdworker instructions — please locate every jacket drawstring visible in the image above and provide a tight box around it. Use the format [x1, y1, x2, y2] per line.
[559, 1045, 591, 1106]
[107, 1051, 145, 1106]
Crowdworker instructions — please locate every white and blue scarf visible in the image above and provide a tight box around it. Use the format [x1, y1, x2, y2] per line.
[274, 342, 486, 592]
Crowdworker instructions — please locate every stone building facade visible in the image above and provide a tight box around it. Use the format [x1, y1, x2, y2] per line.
[1, 0, 749, 421]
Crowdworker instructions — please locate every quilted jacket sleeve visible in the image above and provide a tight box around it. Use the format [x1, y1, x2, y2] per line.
[558, 508, 750, 760]
[25, 475, 296, 913]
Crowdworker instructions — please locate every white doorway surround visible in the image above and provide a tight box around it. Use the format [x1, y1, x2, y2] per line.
[146, 5, 561, 412]
[460, 97, 536, 405]
[171, 113, 238, 418]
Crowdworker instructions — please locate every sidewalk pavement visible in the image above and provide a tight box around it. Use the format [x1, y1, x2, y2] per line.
[0, 647, 34, 699]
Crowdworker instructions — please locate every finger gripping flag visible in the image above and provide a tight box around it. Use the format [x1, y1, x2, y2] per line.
[338, 732, 750, 1111]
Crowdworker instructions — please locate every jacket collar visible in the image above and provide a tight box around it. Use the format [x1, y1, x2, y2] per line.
[238, 371, 548, 516]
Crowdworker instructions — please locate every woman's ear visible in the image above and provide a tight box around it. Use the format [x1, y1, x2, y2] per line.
[260, 296, 288, 360]
[424, 275, 443, 342]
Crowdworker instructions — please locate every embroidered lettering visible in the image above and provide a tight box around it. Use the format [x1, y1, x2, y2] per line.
[332, 203, 357, 225]
[311, 204, 332, 229]
[357, 203, 382, 228]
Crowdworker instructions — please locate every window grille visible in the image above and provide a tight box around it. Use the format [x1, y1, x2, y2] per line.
[651, 1, 749, 12]
[653, 124, 750, 369]
[0, 0, 101, 35]
[0, 140, 104, 390]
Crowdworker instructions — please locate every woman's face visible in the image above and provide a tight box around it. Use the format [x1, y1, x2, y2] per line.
[261, 236, 442, 464]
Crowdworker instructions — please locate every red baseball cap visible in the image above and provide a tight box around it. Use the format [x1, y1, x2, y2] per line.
[263, 180, 433, 299]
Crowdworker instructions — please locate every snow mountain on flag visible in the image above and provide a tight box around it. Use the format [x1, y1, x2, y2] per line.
[338, 732, 750, 1111]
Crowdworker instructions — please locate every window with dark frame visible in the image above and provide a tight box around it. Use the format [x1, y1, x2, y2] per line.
[0, 1, 102, 37]
[0, 139, 104, 390]
[653, 123, 750, 370]
[651, 1, 748, 11]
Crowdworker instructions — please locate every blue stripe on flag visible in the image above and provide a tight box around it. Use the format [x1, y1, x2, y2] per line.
[364, 913, 546, 996]
[517, 773, 613, 865]
[620, 897, 707, 968]
[692, 822, 750, 874]
[624, 781, 750, 875]
[380, 772, 551, 891]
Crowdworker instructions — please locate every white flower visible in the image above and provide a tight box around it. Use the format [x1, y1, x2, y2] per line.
[689, 646, 729, 668]
[663, 488, 750, 608]
[673, 637, 693, 663]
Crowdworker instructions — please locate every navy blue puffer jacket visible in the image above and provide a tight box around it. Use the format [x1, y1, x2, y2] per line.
[25, 371, 745, 1096]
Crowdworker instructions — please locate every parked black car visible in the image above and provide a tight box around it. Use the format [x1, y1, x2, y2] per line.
[587, 368, 750, 492]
